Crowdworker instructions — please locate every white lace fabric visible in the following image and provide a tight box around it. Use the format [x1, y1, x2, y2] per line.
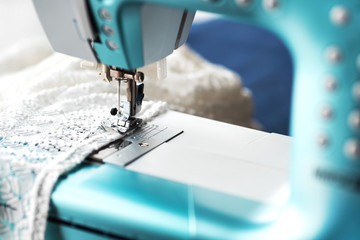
[0, 98, 166, 240]
[0, 38, 167, 240]
[140, 45, 257, 128]
[0, 37, 254, 240]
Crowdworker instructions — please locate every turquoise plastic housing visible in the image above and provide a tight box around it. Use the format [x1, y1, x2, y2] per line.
[47, 0, 360, 239]
[89, 1, 144, 69]
[46, 163, 284, 239]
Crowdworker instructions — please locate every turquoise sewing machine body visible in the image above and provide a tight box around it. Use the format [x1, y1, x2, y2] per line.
[43, 0, 360, 239]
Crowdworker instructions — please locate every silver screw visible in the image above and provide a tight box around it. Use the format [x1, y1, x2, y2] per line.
[139, 142, 149, 147]
[325, 46, 343, 64]
[321, 105, 333, 120]
[324, 75, 338, 92]
[357, 55, 360, 72]
[106, 40, 119, 50]
[344, 139, 360, 161]
[236, 0, 252, 7]
[330, 6, 349, 26]
[348, 111, 360, 131]
[263, 0, 279, 11]
[99, 9, 112, 20]
[318, 134, 329, 147]
[352, 82, 360, 102]
[102, 25, 115, 36]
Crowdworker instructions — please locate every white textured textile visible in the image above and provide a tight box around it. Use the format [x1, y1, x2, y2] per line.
[0, 38, 167, 240]
[140, 45, 256, 128]
[0, 37, 254, 240]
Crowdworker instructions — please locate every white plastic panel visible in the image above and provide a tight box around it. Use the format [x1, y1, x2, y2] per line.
[32, 0, 97, 62]
[141, 4, 187, 65]
[127, 111, 291, 204]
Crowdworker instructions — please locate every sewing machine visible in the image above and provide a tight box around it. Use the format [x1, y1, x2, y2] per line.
[32, 0, 360, 239]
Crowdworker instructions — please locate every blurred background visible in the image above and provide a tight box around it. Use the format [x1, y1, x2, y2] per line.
[0, 1, 293, 135]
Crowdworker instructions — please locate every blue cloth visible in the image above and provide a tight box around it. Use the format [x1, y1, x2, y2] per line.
[187, 19, 293, 135]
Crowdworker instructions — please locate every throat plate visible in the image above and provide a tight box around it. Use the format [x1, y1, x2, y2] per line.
[87, 123, 183, 167]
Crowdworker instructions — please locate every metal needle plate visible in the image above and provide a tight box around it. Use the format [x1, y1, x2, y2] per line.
[87, 123, 183, 167]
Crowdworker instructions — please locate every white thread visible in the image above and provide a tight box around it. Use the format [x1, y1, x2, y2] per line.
[156, 58, 167, 80]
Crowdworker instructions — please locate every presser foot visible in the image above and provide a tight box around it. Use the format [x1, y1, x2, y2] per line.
[111, 117, 143, 134]
[105, 66, 145, 134]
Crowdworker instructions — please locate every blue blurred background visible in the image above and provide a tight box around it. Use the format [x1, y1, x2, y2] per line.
[187, 19, 293, 135]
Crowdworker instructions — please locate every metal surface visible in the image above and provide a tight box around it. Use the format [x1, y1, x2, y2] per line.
[107, 68, 145, 133]
[109, 117, 143, 134]
[88, 123, 183, 167]
[98, 64, 111, 82]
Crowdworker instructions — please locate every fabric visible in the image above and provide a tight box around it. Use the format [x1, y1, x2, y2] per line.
[187, 19, 294, 135]
[0, 37, 254, 240]
[141, 45, 257, 128]
[0, 37, 167, 240]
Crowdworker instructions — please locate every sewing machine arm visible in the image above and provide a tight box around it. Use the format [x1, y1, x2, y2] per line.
[32, 0, 360, 239]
